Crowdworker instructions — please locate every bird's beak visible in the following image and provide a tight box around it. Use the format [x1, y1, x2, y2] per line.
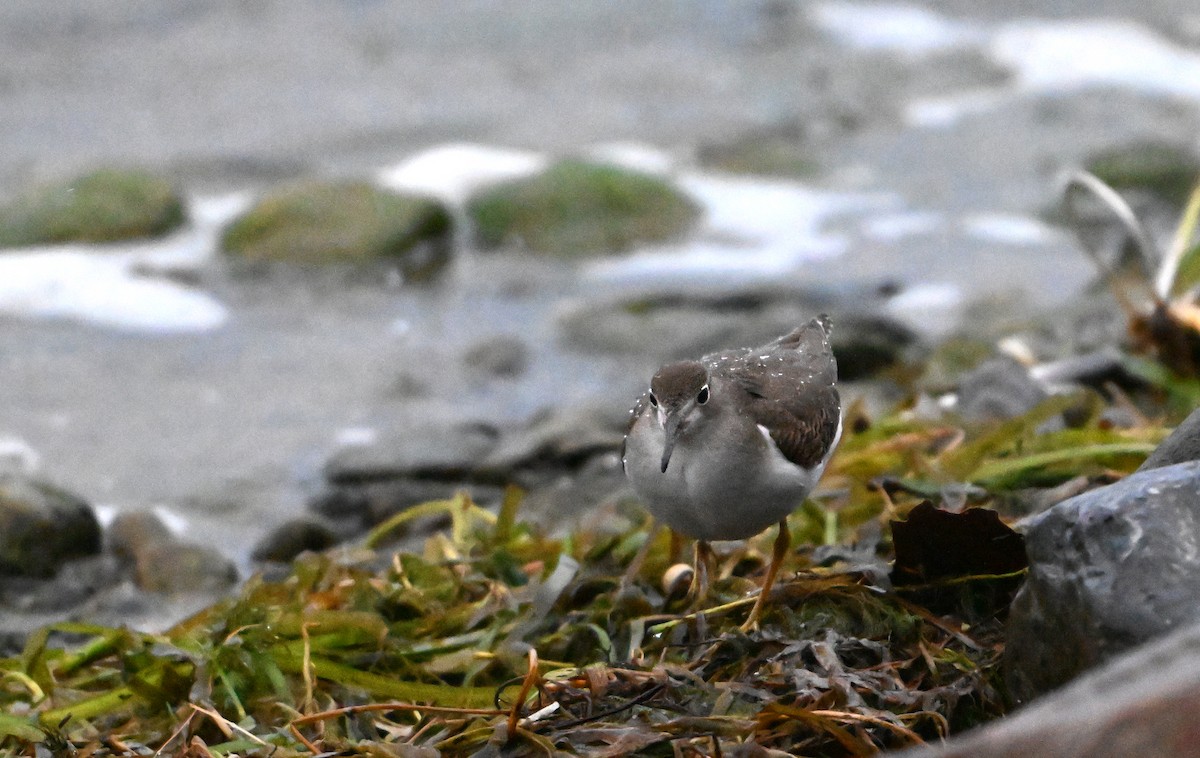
[660, 411, 681, 472]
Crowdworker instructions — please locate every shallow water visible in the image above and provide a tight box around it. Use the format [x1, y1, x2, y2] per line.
[1, 0, 1198, 564]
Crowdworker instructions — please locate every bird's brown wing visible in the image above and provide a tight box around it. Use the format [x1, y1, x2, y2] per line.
[716, 317, 840, 469]
[741, 386, 840, 469]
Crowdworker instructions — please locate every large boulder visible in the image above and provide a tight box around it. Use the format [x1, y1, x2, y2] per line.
[1138, 406, 1200, 471]
[1004, 461, 1200, 701]
[0, 169, 186, 247]
[221, 181, 452, 279]
[892, 616, 1200, 758]
[0, 476, 101, 578]
[466, 159, 701, 256]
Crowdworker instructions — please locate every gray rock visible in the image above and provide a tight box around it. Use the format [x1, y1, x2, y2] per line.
[557, 297, 764, 359]
[107, 510, 173, 565]
[310, 479, 506, 529]
[556, 288, 914, 380]
[2, 554, 124, 613]
[108, 510, 241, 595]
[955, 357, 1048, 422]
[1004, 461, 1200, 702]
[892, 617, 1200, 758]
[462, 335, 530, 378]
[1029, 348, 1143, 396]
[482, 404, 625, 474]
[323, 419, 502, 484]
[1138, 407, 1200, 471]
[134, 540, 238, 595]
[251, 518, 339, 562]
[831, 314, 918, 381]
[0, 475, 101, 578]
[520, 452, 628, 531]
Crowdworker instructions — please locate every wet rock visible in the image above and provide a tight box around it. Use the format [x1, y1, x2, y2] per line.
[0, 168, 186, 247]
[895, 617, 1200, 758]
[107, 511, 173, 564]
[466, 159, 701, 256]
[221, 181, 452, 279]
[556, 288, 827, 357]
[323, 418, 502, 484]
[462, 335, 530, 378]
[558, 298, 759, 358]
[312, 405, 628, 534]
[1, 554, 125, 613]
[483, 404, 626, 474]
[954, 357, 1047, 422]
[310, 479, 505, 530]
[1005, 461, 1200, 702]
[1085, 140, 1200, 206]
[102, 508, 237, 596]
[251, 518, 339, 562]
[557, 289, 914, 381]
[519, 453, 629, 530]
[831, 315, 918, 381]
[1028, 348, 1145, 396]
[0, 476, 101, 578]
[1138, 406, 1200, 471]
[134, 540, 238, 594]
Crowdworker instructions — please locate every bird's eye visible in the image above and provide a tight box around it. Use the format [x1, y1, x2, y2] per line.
[648, 392, 658, 407]
[697, 385, 709, 404]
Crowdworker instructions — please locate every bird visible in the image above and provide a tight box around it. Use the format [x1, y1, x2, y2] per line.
[622, 316, 842, 631]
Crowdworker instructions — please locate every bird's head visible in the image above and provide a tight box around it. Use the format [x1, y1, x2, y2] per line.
[648, 360, 710, 472]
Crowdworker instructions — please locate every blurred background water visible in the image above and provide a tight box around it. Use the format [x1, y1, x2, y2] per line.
[1, 0, 1198, 566]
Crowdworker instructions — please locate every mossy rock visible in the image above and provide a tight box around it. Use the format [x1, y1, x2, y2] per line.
[1085, 141, 1200, 206]
[466, 159, 701, 256]
[0, 169, 186, 247]
[221, 181, 453, 279]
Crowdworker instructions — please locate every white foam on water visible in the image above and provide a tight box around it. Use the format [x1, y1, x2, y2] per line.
[0, 191, 248, 333]
[809, 1, 984, 56]
[587, 172, 893, 284]
[960, 212, 1064, 246]
[819, 3, 1200, 126]
[584, 141, 677, 175]
[905, 89, 1009, 128]
[377, 143, 547, 204]
[151, 505, 190, 535]
[0, 436, 39, 476]
[992, 19, 1200, 99]
[896, 11, 1200, 126]
[884, 281, 966, 337]
[0, 247, 227, 332]
[333, 426, 378, 448]
[861, 210, 944, 241]
[92, 503, 118, 529]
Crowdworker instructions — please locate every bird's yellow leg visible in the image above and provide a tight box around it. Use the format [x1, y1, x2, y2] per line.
[687, 540, 714, 608]
[740, 518, 790, 632]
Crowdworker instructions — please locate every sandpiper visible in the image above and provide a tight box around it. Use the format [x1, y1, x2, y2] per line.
[623, 317, 842, 630]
